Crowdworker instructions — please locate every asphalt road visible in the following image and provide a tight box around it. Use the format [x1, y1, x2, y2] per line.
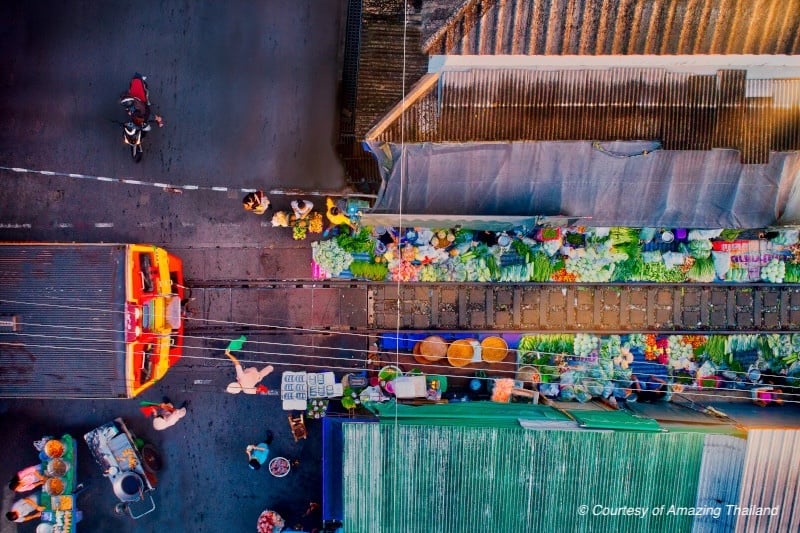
[0, 0, 347, 246]
[0, 1, 350, 531]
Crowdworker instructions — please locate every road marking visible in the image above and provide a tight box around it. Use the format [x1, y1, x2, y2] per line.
[137, 221, 159, 227]
[57, 223, 74, 228]
[94, 222, 114, 228]
[0, 223, 32, 229]
[181, 222, 196, 227]
[0, 166, 361, 205]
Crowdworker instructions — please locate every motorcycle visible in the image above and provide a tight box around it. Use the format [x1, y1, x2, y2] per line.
[118, 74, 161, 162]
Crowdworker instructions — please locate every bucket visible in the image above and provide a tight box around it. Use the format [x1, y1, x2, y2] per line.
[660, 231, 674, 243]
[113, 472, 144, 502]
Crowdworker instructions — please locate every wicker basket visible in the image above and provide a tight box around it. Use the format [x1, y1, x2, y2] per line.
[447, 339, 475, 367]
[481, 336, 508, 363]
[418, 336, 447, 362]
[516, 365, 541, 384]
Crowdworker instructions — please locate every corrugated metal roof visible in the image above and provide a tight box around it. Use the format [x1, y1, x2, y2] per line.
[367, 68, 800, 164]
[354, 0, 429, 138]
[342, 423, 705, 533]
[0, 244, 128, 398]
[693, 434, 747, 533]
[736, 429, 800, 532]
[422, 0, 800, 56]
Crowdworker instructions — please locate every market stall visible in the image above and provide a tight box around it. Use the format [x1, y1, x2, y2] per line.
[28, 435, 81, 532]
[356, 331, 799, 410]
[311, 224, 800, 284]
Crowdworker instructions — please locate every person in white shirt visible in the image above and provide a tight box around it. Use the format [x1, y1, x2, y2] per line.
[5, 495, 44, 523]
[151, 401, 188, 431]
[225, 349, 274, 394]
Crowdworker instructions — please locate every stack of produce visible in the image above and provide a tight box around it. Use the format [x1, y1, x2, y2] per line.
[311, 239, 353, 276]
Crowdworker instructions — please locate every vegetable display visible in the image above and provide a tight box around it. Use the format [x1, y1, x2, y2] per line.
[685, 256, 716, 282]
[311, 224, 799, 285]
[761, 258, 785, 283]
[311, 240, 353, 276]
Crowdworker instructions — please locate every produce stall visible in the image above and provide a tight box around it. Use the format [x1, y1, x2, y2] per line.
[360, 332, 800, 409]
[31, 435, 81, 532]
[311, 225, 800, 284]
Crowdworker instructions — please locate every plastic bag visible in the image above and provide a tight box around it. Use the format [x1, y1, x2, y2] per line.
[574, 385, 592, 403]
[712, 251, 731, 280]
[642, 250, 662, 263]
[539, 382, 560, 397]
[560, 371, 577, 386]
[584, 379, 605, 397]
[771, 230, 799, 246]
[639, 228, 657, 243]
[688, 229, 723, 240]
[662, 251, 686, 269]
[558, 385, 576, 401]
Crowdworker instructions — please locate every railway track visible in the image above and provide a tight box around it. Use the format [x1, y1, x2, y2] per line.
[183, 280, 800, 334]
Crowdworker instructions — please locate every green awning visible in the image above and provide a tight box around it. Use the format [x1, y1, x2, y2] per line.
[568, 410, 663, 432]
[368, 400, 571, 429]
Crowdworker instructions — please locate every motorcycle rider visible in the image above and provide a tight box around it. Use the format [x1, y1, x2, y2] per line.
[122, 74, 164, 130]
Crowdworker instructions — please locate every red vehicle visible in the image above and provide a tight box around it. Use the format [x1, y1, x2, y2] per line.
[0, 243, 185, 398]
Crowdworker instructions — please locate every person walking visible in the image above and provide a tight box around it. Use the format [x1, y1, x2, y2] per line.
[8, 465, 47, 493]
[5, 495, 45, 523]
[243, 190, 271, 215]
[141, 398, 188, 430]
[246, 431, 274, 470]
[224, 336, 274, 394]
[152, 401, 188, 431]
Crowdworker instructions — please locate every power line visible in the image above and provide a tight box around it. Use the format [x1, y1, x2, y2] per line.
[4, 297, 800, 405]
[4, 297, 798, 386]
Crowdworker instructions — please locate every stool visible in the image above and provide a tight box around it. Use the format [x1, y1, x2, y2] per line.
[288, 413, 308, 442]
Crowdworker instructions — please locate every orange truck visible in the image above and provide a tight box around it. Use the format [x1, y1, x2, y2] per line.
[0, 243, 185, 398]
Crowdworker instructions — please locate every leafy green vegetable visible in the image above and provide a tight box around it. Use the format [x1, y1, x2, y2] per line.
[687, 239, 713, 259]
[511, 239, 534, 262]
[719, 229, 742, 242]
[705, 335, 728, 365]
[335, 228, 374, 253]
[612, 256, 644, 282]
[530, 252, 556, 282]
[785, 262, 800, 283]
[349, 260, 389, 280]
[686, 256, 716, 282]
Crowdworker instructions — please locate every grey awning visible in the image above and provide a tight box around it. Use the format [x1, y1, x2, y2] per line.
[366, 140, 800, 229]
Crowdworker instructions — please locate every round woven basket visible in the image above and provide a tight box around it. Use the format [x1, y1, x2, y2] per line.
[418, 336, 447, 362]
[516, 365, 541, 384]
[413, 341, 432, 364]
[481, 336, 508, 363]
[447, 339, 475, 367]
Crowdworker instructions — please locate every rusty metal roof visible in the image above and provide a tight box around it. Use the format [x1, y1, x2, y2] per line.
[736, 429, 800, 532]
[0, 244, 129, 398]
[367, 68, 800, 164]
[422, 0, 800, 56]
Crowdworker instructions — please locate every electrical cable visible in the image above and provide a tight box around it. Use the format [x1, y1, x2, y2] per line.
[4, 296, 800, 388]
[4, 293, 800, 410]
